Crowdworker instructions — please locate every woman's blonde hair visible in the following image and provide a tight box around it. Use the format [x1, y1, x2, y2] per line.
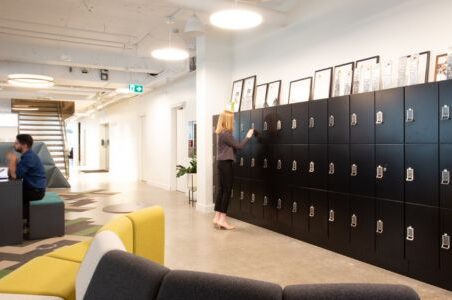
[215, 110, 234, 134]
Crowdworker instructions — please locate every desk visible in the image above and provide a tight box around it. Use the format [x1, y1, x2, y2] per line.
[0, 180, 23, 245]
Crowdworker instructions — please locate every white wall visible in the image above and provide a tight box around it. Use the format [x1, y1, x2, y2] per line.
[0, 98, 17, 142]
[80, 73, 196, 187]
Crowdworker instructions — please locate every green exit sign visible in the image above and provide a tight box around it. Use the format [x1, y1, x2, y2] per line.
[129, 84, 144, 94]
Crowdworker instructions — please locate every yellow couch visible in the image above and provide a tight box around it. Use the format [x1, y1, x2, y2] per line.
[0, 206, 165, 300]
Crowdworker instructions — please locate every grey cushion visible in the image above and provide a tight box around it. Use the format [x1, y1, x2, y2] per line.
[283, 283, 420, 300]
[157, 270, 282, 300]
[84, 250, 170, 300]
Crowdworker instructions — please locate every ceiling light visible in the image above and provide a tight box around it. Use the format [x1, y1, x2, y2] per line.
[210, 9, 262, 30]
[8, 74, 55, 88]
[151, 48, 189, 61]
[184, 14, 204, 36]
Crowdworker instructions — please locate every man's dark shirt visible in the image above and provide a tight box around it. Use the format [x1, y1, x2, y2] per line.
[16, 150, 46, 190]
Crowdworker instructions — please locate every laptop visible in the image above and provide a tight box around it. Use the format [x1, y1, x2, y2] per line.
[0, 167, 8, 180]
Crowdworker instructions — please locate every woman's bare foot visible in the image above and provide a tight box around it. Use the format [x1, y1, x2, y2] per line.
[212, 212, 220, 228]
[217, 213, 235, 230]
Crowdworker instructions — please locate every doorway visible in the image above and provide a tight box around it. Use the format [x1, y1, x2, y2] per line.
[99, 123, 110, 171]
[176, 107, 187, 193]
[139, 115, 147, 182]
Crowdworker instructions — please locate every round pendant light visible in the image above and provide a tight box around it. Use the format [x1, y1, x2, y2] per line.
[8, 74, 55, 88]
[151, 47, 189, 61]
[210, 9, 262, 30]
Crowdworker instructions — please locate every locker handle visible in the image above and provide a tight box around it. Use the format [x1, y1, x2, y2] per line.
[442, 233, 451, 250]
[406, 226, 415, 241]
[277, 120, 282, 131]
[241, 123, 244, 132]
[309, 161, 315, 173]
[291, 118, 297, 129]
[406, 108, 414, 123]
[350, 113, 358, 126]
[351, 214, 358, 228]
[240, 191, 244, 200]
[406, 167, 414, 182]
[277, 198, 282, 210]
[263, 158, 268, 169]
[309, 117, 315, 128]
[251, 193, 256, 204]
[328, 210, 335, 222]
[264, 121, 268, 131]
[328, 115, 335, 127]
[376, 165, 386, 179]
[240, 157, 244, 167]
[351, 164, 358, 177]
[277, 159, 282, 170]
[251, 158, 255, 168]
[328, 162, 335, 175]
[309, 205, 315, 217]
[441, 105, 450, 120]
[230, 189, 234, 198]
[251, 122, 255, 129]
[376, 111, 384, 125]
[441, 169, 450, 185]
[376, 220, 384, 234]
[292, 160, 297, 171]
[292, 202, 298, 213]
[263, 196, 268, 206]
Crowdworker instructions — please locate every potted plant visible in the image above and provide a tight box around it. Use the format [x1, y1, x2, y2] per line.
[176, 156, 197, 192]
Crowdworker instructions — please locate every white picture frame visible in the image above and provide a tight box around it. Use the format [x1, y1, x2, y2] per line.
[313, 68, 332, 100]
[288, 77, 312, 103]
[266, 80, 281, 106]
[240, 76, 256, 111]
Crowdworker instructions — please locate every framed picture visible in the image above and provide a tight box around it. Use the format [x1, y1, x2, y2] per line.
[435, 53, 448, 81]
[417, 51, 430, 84]
[353, 56, 380, 94]
[313, 67, 332, 100]
[399, 51, 430, 86]
[266, 80, 282, 106]
[254, 84, 268, 109]
[333, 62, 354, 97]
[230, 79, 243, 112]
[240, 75, 256, 111]
[288, 77, 312, 103]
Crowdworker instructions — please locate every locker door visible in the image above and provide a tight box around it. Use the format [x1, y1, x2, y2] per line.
[405, 82, 438, 144]
[440, 209, 452, 290]
[375, 88, 404, 144]
[275, 104, 292, 144]
[328, 96, 350, 144]
[292, 188, 309, 239]
[275, 183, 292, 235]
[250, 181, 264, 226]
[251, 108, 263, 144]
[350, 144, 375, 197]
[405, 144, 439, 207]
[349, 196, 375, 260]
[440, 144, 452, 210]
[273, 144, 291, 178]
[375, 145, 404, 201]
[405, 203, 439, 279]
[213, 115, 219, 157]
[439, 80, 452, 144]
[292, 102, 309, 144]
[233, 112, 240, 140]
[239, 110, 251, 141]
[308, 190, 329, 244]
[235, 149, 250, 179]
[350, 92, 375, 144]
[239, 180, 251, 221]
[308, 100, 328, 144]
[308, 144, 328, 189]
[328, 192, 350, 252]
[291, 145, 309, 188]
[327, 144, 350, 193]
[250, 144, 263, 180]
[375, 200, 406, 272]
[229, 179, 241, 218]
[262, 107, 276, 144]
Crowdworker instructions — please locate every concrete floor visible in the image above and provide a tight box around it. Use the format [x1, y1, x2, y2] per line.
[66, 172, 452, 300]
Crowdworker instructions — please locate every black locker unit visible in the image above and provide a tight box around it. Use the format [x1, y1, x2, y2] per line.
[235, 148, 251, 179]
[262, 107, 276, 144]
[292, 188, 309, 239]
[440, 144, 452, 210]
[233, 112, 240, 140]
[350, 144, 375, 197]
[350, 92, 375, 144]
[274, 180, 293, 235]
[439, 80, 452, 143]
[275, 104, 292, 144]
[327, 192, 350, 252]
[250, 143, 272, 180]
[229, 179, 241, 218]
[308, 144, 328, 189]
[251, 108, 263, 144]
[405, 83, 438, 144]
[308, 100, 328, 144]
[291, 145, 309, 188]
[375, 144, 404, 201]
[405, 144, 439, 207]
[249, 181, 264, 226]
[239, 110, 251, 141]
[375, 200, 406, 273]
[328, 96, 350, 144]
[262, 184, 276, 229]
[273, 144, 291, 178]
[239, 179, 251, 221]
[440, 209, 452, 289]
[405, 203, 440, 281]
[292, 102, 309, 144]
[327, 144, 350, 193]
[308, 190, 329, 244]
[349, 196, 375, 261]
[375, 88, 404, 144]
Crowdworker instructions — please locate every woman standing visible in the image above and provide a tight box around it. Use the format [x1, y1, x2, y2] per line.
[213, 110, 254, 230]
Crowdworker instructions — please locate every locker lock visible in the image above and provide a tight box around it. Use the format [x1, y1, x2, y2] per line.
[309, 161, 315, 173]
[251, 193, 256, 204]
[328, 210, 335, 222]
[376, 220, 384, 234]
[263, 196, 268, 206]
[251, 122, 255, 129]
[240, 191, 244, 200]
[376, 111, 384, 125]
[264, 121, 268, 131]
[277, 198, 282, 210]
[292, 202, 298, 213]
[376, 165, 386, 179]
[328, 162, 335, 175]
[309, 117, 315, 128]
[309, 205, 315, 217]
[350, 113, 358, 126]
[441, 169, 450, 185]
[442, 233, 451, 250]
[441, 105, 450, 121]
[328, 115, 335, 127]
[350, 164, 358, 177]
[251, 158, 255, 168]
[351, 214, 358, 228]
[291, 118, 297, 129]
[406, 167, 414, 182]
[406, 226, 415, 241]
[277, 120, 282, 131]
[292, 160, 297, 171]
[277, 159, 282, 170]
[241, 123, 244, 132]
[240, 157, 244, 167]
[263, 158, 268, 169]
[406, 108, 414, 123]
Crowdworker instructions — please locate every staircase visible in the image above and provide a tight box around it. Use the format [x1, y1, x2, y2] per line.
[12, 101, 70, 178]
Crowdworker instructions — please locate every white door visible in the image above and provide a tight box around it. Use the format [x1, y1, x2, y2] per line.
[176, 108, 187, 192]
[99, 124, 110, 171]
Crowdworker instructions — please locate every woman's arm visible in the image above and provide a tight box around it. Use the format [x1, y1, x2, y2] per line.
[222, 132, 250, 150]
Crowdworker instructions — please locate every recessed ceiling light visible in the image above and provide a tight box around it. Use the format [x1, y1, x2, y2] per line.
[210, 9, 263, 30]
[8, 74, 55, 88]
[151, 48, 189, 61]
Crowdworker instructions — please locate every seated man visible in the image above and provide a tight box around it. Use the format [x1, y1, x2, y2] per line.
[7, 134, 47, 223]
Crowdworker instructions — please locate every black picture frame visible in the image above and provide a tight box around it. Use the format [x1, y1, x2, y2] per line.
[288, 77, 312, 103]
[333, 62, 354, 97]
[240, 75, 257, 111]
[230, 79, 244, 112]
[266, 80, 282, 106]
[355, 55, 380, 69]
[435, 53, 447, 82]
[313, 67, 333, 100]
[254, 83, 268, 109]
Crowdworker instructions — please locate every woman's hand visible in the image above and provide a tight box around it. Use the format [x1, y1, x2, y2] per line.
[246, 129, 254, 138]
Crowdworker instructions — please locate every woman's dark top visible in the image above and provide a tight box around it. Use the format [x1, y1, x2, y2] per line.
[216, 130, 250, 162]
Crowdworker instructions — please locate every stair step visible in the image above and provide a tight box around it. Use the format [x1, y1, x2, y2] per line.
[19, 118, 60, 122]
[33, 138, 64, 141]
[19, 112, 59, 116]
[24, 133, 62, 136]
[19, 129, 62, 132]
[18, 123, 61, 127]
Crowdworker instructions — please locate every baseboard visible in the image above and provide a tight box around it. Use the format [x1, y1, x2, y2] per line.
[196, 202, 215, 213]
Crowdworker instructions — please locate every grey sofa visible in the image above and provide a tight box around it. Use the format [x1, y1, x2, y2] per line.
[84, 250, 420, 300]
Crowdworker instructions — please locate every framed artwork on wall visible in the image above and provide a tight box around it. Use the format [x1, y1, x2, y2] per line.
[353, 56, 380, 93]
[417, 51, 430, 84]
[230, 79, 243, 112]
[313, 67, 332, 100]
[254, 84, 268, 109]
[333, 62, 354, 97]
[266, 80, 282, 106]
[435, 53, 448, 81]
[288, 77, 312, 103]
[398, 51, 430, 86]
[240, 75, 256, 111]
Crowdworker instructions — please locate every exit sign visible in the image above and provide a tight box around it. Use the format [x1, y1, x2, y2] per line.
[129, 84, 144, 94]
